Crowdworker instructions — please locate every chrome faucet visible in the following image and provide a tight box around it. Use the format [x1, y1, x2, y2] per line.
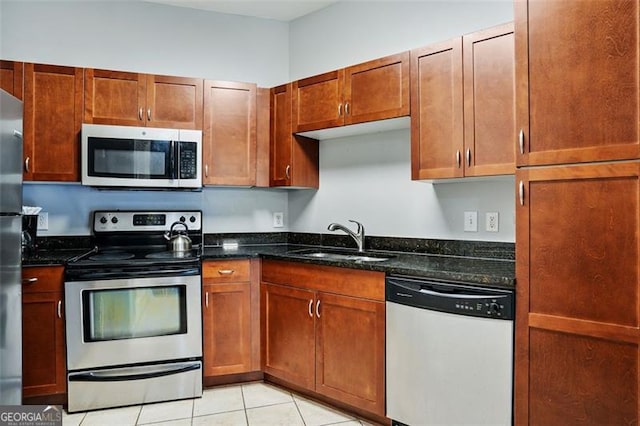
[327, 220, 365, 252]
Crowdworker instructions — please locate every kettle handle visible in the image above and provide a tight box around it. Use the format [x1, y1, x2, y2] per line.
[165, 221, 188, 240]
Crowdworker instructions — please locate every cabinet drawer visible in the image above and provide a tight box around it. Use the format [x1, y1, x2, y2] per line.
[22, 266, 64, 294]
[261, 260, 385, 301]
[203, 259, 251, 282]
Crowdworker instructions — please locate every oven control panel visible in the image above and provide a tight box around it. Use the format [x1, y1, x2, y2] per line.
[94, 211, 202, 232]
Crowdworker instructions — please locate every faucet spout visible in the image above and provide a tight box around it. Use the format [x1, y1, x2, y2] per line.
[327, 220, 365, 252]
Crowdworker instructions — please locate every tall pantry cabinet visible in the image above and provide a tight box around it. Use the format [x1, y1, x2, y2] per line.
[514, 0, 640, 424]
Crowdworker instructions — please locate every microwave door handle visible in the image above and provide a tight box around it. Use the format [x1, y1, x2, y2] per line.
[170, 140, 177, 180]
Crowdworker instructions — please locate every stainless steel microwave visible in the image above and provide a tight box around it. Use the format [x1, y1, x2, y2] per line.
[81, 124, 202, 189]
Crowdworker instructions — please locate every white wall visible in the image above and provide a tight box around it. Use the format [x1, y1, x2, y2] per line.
[1, 0, 290, 235]
[4, 0, 516, 241]
[0, 0, 289, 86]
[288, 1, 515, 242]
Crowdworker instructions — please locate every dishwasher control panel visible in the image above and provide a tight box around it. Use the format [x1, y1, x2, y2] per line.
[385, 275, 514, 320]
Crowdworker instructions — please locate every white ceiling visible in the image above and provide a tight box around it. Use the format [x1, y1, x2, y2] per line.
[143, 0, 339, 21]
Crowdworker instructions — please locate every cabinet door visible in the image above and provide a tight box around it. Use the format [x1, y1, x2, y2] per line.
[344, 52, 410, 126]
[270, 84, 319, 189]
[203, 282, 252, 376]
[410, 38, 464, 180]
[84, 69, 146, 126]
[515, 163, 640, 424]
[24, 63, 83, 182]
[293, 70, 344, 133]
[270, 84, 293, 186]
[463, 24, 515, 177]
[147, 75, 203, 130]
[261, 283, 315, 389]
[315, 293, 385, 416]
[1, 60, 23, 100]
[516, 0, 640, 166]
[203, 80, 256, 185]
[22, 266, 66, 397]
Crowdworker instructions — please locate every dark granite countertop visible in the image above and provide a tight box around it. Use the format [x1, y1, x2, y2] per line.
[202, 243, 515, 289]
[22, 248, 91, 267]
[22, 233, 515, 288]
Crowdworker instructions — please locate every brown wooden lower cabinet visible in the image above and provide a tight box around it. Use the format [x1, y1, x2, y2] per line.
[202, 259, 261, 379]
[261, 260, 386, 418]
[22, 266, 66, 398]
[515, 162, 640, 424]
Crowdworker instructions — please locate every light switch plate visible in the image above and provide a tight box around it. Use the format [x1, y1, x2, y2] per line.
[463, 211, 478, 232]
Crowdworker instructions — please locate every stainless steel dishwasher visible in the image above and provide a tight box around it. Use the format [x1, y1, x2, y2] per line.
[386, 275, 514, 426]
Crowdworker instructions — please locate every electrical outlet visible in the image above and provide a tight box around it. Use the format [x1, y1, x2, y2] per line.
[463, 211, 478, 232]
[273, 212, 284, 228]
[37, 212, 48, 231]
[486, 212, 499, 232]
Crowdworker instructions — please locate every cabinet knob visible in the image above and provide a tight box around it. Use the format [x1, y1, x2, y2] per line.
[466, 149, 471, 167]
[205, 292, 209, 308]
[285, 165, 291, 180]
[218, 269, 235, 275]
[308, 299, 313, 318]
[24, 157, 30, 173]
[338, 103, 342, 117]
[205, 164, 209, 178]
[456, 151, 461, 168]
[316, 299, 321, 318]
[519, 180, 525, 206]
[139, 108, 143, 121]
[22, 277, 38, 284]
[345, 102, 350, 116]
[57, 300, 62, 319]
[147, 108, 151, 121]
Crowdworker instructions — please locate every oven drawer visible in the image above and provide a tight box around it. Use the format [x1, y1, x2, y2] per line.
[203, 259, 250, 283]
[67, 360, 202, 413]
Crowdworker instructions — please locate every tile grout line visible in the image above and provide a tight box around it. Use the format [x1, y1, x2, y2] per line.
[291, 394, 307, 426]
[240, 384, 250, 426]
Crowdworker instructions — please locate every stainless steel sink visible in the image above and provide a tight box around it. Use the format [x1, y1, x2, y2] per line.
[291, 249, 394, 262]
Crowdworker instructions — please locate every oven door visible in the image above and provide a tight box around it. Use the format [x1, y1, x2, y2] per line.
[65, 274, 202, 371]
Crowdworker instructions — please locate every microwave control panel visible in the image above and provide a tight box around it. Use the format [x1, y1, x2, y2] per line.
[179, 142, 198, 179]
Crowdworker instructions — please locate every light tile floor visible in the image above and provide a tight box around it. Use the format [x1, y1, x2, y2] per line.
[62, 382, 377, 426]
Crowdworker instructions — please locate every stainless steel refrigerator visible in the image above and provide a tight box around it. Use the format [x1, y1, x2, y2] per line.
[0, 89, 23, 405]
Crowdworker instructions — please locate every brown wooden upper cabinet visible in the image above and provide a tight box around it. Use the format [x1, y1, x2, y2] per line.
[515, 0, 640, 166]
[411, 23, 515, 180]
[202, 80, 256, 186]
[1, 60, 24, 100]
[23, 63, 83, 182]
[270, 83, 319, 188]
[293, 52, 410, 133]
[84, 69, 203, 130]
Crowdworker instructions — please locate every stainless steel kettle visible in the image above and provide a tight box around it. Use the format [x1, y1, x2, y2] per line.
[164, 221, 192, 252]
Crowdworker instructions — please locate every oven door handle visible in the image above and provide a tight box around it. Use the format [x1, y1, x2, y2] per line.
[68, 361, 201, 382]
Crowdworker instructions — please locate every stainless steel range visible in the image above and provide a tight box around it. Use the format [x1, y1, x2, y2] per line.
[64, 210, 203, 413]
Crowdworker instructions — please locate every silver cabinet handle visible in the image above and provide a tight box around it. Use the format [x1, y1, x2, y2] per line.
[205, 164, 209, 178]
[345, 102, 350, 115]
[218, 269, 234, 275]
[147, 108, 151, 121]
[466, 149, 471, 167]
[22, 277, 38, 284]
[57, 300, 62, 319]
[205, 292, 209, 308]
[456, 151, 461, 168]
[308, 299, 313, 318]
[519, 180, 525, 206]
[338, 103, 342, 117]
[139, 108, 143, 121]
[24, 157, 30, 173]
[285, 165, 291, 180]
[518, 129, 525, 155]
[316, 300, 321, 318]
